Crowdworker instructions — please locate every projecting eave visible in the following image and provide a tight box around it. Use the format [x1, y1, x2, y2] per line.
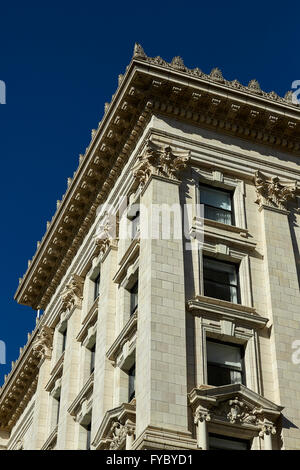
[15, 43, 300, 311]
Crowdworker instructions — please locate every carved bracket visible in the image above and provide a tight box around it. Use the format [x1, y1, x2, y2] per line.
[132, 140, 190, 188]
[60, 274, 84, 312]
[32, 326, 54, 360]
[254, 170, 297, 211]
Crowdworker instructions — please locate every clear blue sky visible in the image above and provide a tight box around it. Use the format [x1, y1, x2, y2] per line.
[0, 1, 298, 384]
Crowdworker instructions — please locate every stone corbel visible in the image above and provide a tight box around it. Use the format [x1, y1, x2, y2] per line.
[131, 140, 190, 190]
[254, 170, 297, 211]
[60, 273, 84, 312]
[93, 211, 119, 258]
[32, 326, 54, 361]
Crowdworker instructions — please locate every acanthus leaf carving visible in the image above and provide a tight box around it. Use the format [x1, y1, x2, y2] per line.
[32, 326, 54, 360]
[132, 140, 190, 188]
[60, 273, 84, 312]
[254, 170, 297, 210]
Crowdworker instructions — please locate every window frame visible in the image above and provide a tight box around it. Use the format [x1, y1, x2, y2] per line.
[199, 183, 235, 226]
[206, 337, 246, 387]
[203, 255, 241, 304]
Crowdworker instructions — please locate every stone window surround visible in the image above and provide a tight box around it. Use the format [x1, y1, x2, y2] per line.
[189, 299, 267, 396]
[188, 384, 283, 450]
[68, 372, 94, 426]
[199, 242, 253, 309]
[193, 168, 247, 231]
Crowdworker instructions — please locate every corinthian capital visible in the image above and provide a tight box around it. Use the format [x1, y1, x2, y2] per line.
[132, 140, 190, 188]
[259, 420, 277, 437]
[254, 170, 297, 210]
[60, 274, 84, 312]
[194, 407, 211, 424]
[32, 326, 54, 360]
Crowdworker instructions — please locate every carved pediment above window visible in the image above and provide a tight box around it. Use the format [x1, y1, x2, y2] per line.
[60, 274, 84, 312]
[32, 326, 54, 360]
[132, 140, 190, 188]
[213, 396, 260, 425]
[254, 170, 297, 211]
[92, 402, 136, 450]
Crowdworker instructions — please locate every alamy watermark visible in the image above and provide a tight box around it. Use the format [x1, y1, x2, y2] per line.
[94, 197, 205, 250]
[0, 80, 6, 104]
[292, 80, 300, 105]
[292, 340, 300, 365]
[0, 340, 6, 364]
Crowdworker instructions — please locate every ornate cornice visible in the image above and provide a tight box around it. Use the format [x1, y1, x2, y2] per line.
[132, 43, 298, 108]
[15, 43, 300, 311]
[254, 170, 297, 210]
[0, 323, 41, 432]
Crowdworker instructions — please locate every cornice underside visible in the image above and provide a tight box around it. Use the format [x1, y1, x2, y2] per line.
[15, 69, 300, 311]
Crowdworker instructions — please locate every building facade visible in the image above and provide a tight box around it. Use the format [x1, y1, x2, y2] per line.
[1, 44, 300, 450]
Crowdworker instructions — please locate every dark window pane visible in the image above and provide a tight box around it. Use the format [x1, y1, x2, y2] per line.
[203, 257, 239, 304]
[204, 206, 232, 225]
[128, 364, 135, 401]
[200, 185, 233, 226]
[90, 344, 95, 374]
[204, 280, 238, 303]
[94, 274, 100, 301]
[132, 211, 140, 238]
[200, 186, 231, 211]
[56, 396, 61, 424]
[86, 423, 91, 450]
[62, 329, 67, 353]
[207, 340, 244, 386]
[209, 435, 249, 450]
[130, 281, 138, 315]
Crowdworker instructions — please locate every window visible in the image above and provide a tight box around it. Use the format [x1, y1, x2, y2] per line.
[130, 280, 138, 315]
[128, 364, 135, 401]
[62, 328, 67, 353]
[90, 344, 96, 374]
[94, 273, 100, 301]
[206, 339, 245, 386]
[56, 396, 61, 425]
[132, 211, 140, 239]
[199, 184, 234, 225]
[86, 423, 91, 450]
[203, 257, 240, 304]
[209, 434, 249, 450]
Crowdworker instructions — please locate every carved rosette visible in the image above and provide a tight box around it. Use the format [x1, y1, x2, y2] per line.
[254, 170, 297, 211]
[32, 326, 54, 360]
[60, 274, 84, 312]
[132, 140, 190, 188]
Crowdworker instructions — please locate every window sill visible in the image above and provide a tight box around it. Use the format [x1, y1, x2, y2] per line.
[187, 295, 267, 328]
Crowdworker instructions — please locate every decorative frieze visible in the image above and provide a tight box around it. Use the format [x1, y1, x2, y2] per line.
[254, 170, 297, 211]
